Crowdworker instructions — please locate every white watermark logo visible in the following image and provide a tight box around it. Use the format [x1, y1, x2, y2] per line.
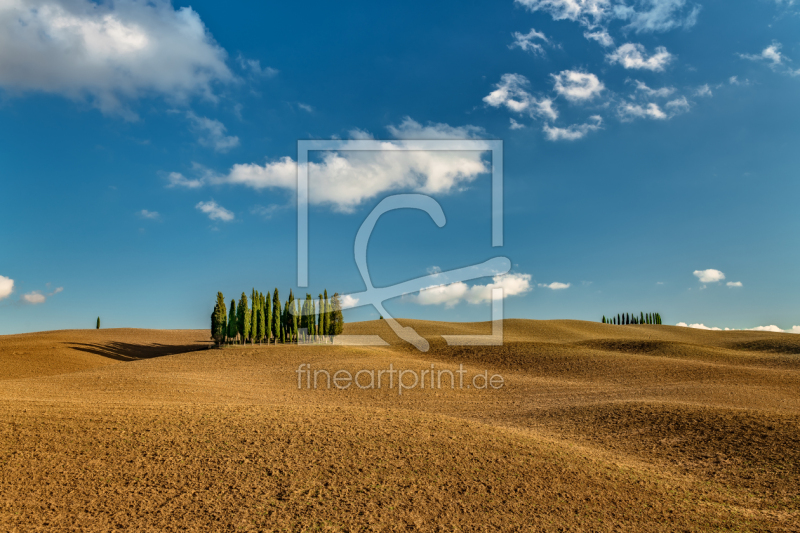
[294, 140, 506, 351]
[296, 363, 504, 395]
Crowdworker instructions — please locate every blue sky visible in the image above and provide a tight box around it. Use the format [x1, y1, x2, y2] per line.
[1, 0, 799, 334]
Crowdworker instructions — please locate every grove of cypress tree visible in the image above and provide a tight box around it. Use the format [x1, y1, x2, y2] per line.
[228, 299, 238, 343]
[238, 292, 250, 345]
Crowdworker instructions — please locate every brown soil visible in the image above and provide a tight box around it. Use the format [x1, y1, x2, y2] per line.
[1, 320, 799, 531]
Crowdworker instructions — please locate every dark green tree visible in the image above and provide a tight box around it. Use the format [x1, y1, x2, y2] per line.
[237, 292, 250, 345]
[228, 299, 238, 343]
[602, 315, 606, 324]
[330, 292, 344, 336]
[259, 292, 267, 343]
[273, 289, 281, 344]
[96, 317, 100, 330]
[265, 291, 272, 343]
[212, 292, 227, 345]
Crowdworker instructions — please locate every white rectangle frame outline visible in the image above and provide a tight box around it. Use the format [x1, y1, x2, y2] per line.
[297, 139, 504, 287]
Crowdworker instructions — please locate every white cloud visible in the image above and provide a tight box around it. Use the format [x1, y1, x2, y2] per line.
[409, 273, 532, 307]
[740, 42, 786, 68]
[615, 0, 700, 33]
[200, 119, 490, 212]
[196, 200, 234, 221]
[186, 112, 239, 153]
[726, 281, 743, 287]
[166, 171, 203, 189]
[584, 30, 614, 47]
[543, 115, 603, 141]
[0, 0, 233, 119]
[677, 322, 800, 333]
[340, 295, 360, 309]
[538, 281, 571, 290]
[484, 73, 558, 120]
[693, 269, 725, 283]
[515, 0, 611, 26]
[632, 79, 675, 97]
[676, 322, 722, 331]
[0, 275, 14, 300]
[250, 204, 284, 219]
[748, 325, 784, 333]
[49, 287, 63, 296]
[297, 103, 314, 113]
[386, 116, 486, 140]
[510, 28, 550, 56]
[552, 70, 604, 102]
[22, 291, 46, 304]
[236, 54, 278, 77]
[665, 96, 690, 113]
[695, 84, 712, 97]
[607, 43, 673, 71]
[618, 102, 667, 120]
[138, 209, 160, 220]
[509, 118, 526, 130]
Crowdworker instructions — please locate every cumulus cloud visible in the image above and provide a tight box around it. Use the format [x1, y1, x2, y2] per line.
[138, 209, 160, 220]
[676, 322, 721, 330]
[693, 269, 725, 283]
[695, 84, 712, 97]
[677, 322, 800, 333]
[614, 0, 700, 33]
[552, 70, 605, 102]
[726, 281, 743, 287]
[408, 273, 532, 308]
[510, 28, 550, 56]
[607, 43, 673, 71]
[584, 30, 614, 47]
[515, 0, 611, 26]
[196, 200, 234, 221]
[22, 291, 46, 304]
[236, 54, 278, 77]
[516, 0, 699, 33]
[340, 295, 360, 309]
[631, 79, 675, 97]
[484, 73, 558, 120]
[509, 118, 526, 130]
[543, 115, 603, 140]
[618, 102, 667, 120]
[740, 42, 786, 68]
[166, 171, 203, 189]
[538, 281, 571, 289]
[0, 275, 14, 300]
[187, 112, 239, 153]
[0, 0, 233, 119]
[181, 118, 491, 213]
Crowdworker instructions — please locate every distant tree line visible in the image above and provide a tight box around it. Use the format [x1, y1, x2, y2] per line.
[602, 312, 662, 325]
[211, 289, 344, 345]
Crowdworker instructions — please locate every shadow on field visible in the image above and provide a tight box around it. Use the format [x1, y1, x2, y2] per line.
[65, 341, 212, 362]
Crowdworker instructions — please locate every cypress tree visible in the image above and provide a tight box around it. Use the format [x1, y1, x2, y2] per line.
[265, 291, 272, 343]
[96, 317, 100, 329]
[292, 298, 299, 341]
[212, 292, 227, 345]
[272, 289, 281, 344]
[330, 293, 344, 336]
[228, 299, 238, 343]
[238, 292, 250, 345]
[323, 290, 330, 338]
[617, 314, 620, 325]
[259, 293, 267, 344]
[283, 299, 290, 343]
[318, 294, 324, 341]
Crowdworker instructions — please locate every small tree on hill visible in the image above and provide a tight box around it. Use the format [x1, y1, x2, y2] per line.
[96, 317, 100, 330]
[273, 289, 281, 344]
[212, 292, 227, 345]
[330, 292, 344, 336]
